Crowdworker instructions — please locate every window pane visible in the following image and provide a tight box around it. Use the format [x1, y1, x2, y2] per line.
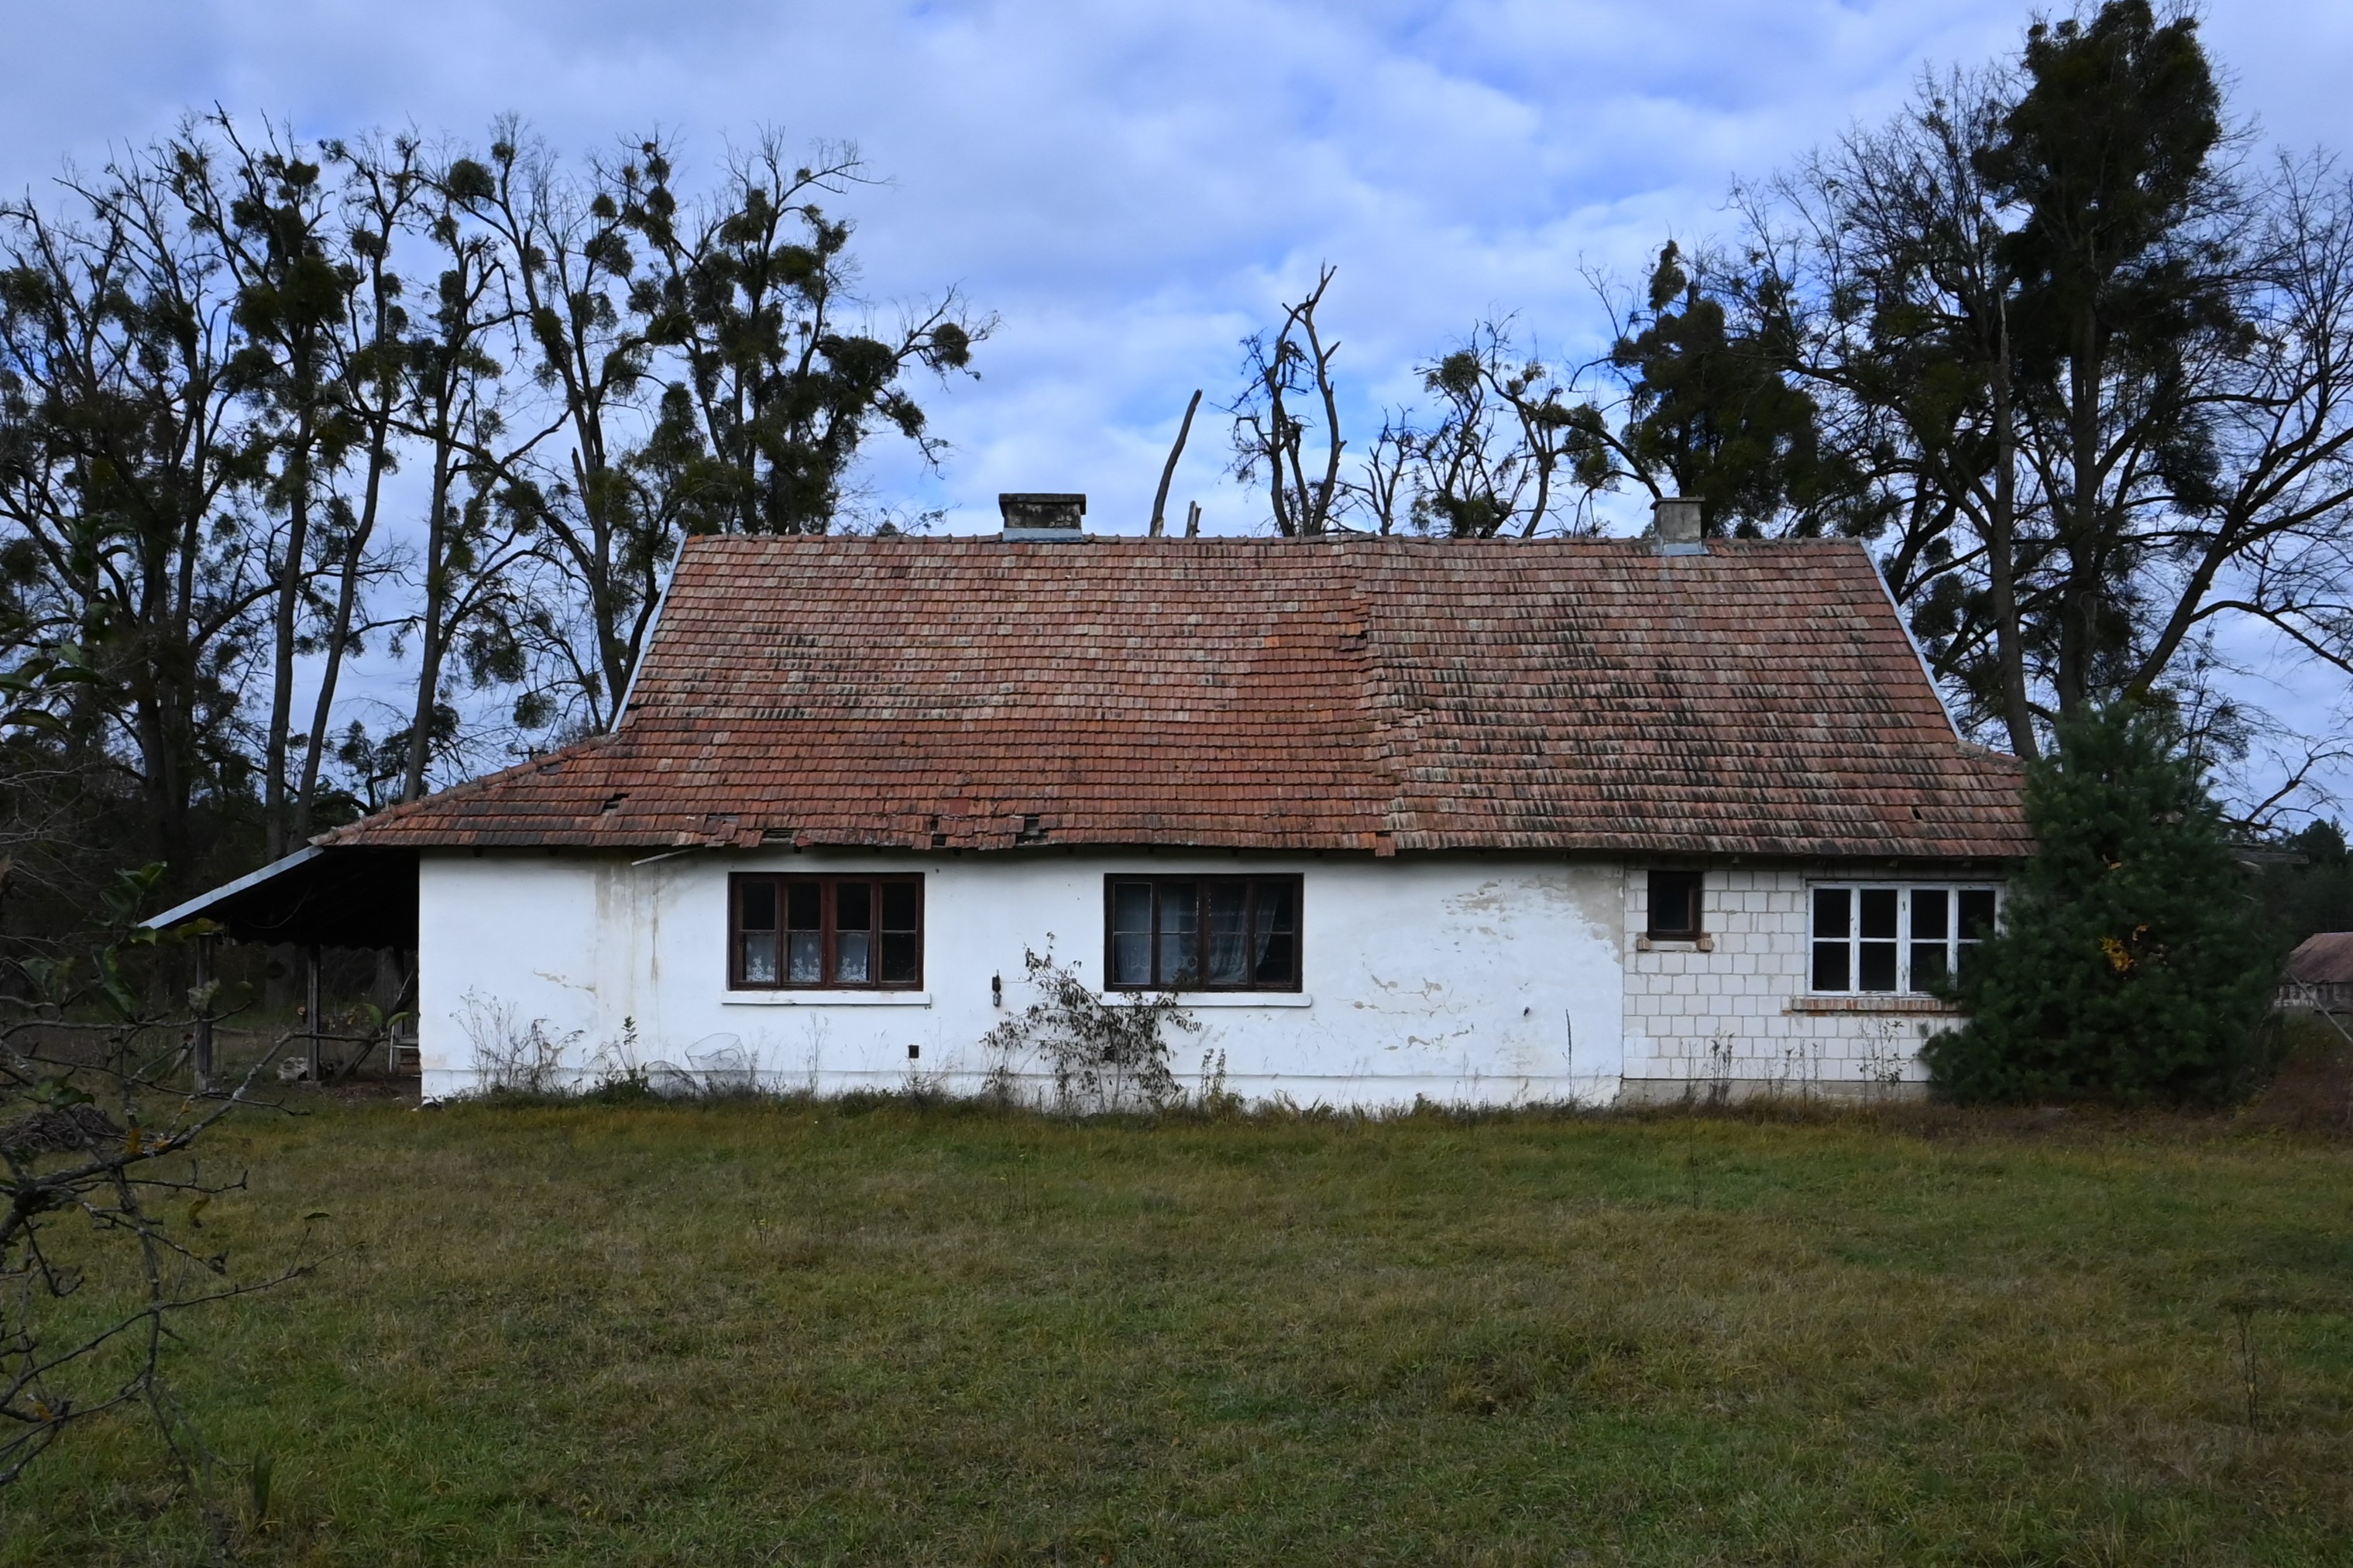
[836, 881, 873, 933]
[1253, 880, 1297, 984]
[1157, 882, 1199, 986]
[740, 881, 777, 932]
[881, 882, 919, 932]
[1205, 883, 1249, 984]
[1957, 889, 1997, 940]
[1812, 940, 1850, 992]
[1860, 888, 1898, 940]
[1813, 887, 1850, 939]
[1111, 882, 1153, 986]
[787, 882, 821, 932]
[788, 932, 823, 983]
[740, 932, 778, 985]
[1956, 938, 1982, 980]
[1912, 887, 1949, 940]
[836, 930, 871, 984]
[1648, 870, 1699, 935]
[879, 932, 919, 985]
[1910, 943, 1948, 990]
[1859, 940, 1898, 992]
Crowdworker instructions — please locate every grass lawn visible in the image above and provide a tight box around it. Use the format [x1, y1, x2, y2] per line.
[5, 1094, 2349, 1565]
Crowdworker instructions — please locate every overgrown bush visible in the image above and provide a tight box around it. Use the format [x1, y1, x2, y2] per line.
[1925, 702, 2282, 1105]
[981, 948, 1198, 1113]
[457, 990, 579, 1096]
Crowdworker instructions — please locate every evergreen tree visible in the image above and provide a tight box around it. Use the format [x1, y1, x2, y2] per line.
[1606, 242, 1848, 537]
[1925, 702, 2279, 1104]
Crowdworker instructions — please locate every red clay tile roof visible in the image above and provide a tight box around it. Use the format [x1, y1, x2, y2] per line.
[319, 535, 2030, 860]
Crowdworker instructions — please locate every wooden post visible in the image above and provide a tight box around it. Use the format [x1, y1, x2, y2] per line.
[305, 944, 323, 1083]
[193, 935, 216, 1094]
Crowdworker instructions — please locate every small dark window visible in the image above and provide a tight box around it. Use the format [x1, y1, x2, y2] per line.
[1104, 876, 1301, 991]
[731, 874, 923, 990]
[1647, 870, 1705, 939]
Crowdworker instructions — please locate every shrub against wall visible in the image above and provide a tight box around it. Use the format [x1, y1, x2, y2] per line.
[981, 949, 1198, 1113]
[1926, 703, 2281, 1104]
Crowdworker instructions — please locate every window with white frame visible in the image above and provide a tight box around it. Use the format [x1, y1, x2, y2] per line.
[1810, 884, 1998, 994]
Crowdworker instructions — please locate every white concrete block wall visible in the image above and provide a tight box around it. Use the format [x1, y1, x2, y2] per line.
[1620, 866, 1966, 1095]
[417, 851, 1631, 1107]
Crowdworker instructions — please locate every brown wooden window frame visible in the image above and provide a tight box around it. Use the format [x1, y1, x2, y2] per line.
[730, 873, 925, 991]
[1646, 869, 1705, 940]
[1103, 874, 1303, 993]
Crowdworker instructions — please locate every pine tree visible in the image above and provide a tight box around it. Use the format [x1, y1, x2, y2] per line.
[1925, 703, 2279, 1104]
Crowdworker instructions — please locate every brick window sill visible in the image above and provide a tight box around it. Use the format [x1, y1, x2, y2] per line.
[1785, 995, 1960, 1015]
[1635, 935, 1715, 952]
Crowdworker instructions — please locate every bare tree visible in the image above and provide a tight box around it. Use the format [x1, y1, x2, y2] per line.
[0, 149, 274, 900]
[1750, 50, 2353, 769]
[1148, 389, 1201, 537]
[620, 133, 986, 540]
[296, 132, 426, 829]
[390, 149, 560, 801]
[0, 864, 351, 1511]
[457, 123, 662, 736]
[1358, 322, 1585, 538]
[172, 115, 361, 861]
[1230, 265, 1345, 537]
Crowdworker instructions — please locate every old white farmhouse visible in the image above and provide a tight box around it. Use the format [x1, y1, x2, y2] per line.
[159, 496, 2029, 1106]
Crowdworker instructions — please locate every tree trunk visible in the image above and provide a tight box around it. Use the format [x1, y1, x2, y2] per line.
[2054, 311, 2104, 718]
[295, 510, 369, 837]
[263, 424, 314, 861]
[1149, 390, 1201, 537]
[1988, 327, 2038, 758]
[403, 441, 456, 803]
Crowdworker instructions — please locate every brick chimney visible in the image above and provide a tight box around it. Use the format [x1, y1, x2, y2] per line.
[1000, 493, 1086, 540]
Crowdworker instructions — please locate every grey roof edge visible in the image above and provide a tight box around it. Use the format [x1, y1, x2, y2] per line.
[1863, 539, 1969, 748]
[143, 845, 324, 932]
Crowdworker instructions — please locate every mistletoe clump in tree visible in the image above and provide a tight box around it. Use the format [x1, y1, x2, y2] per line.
[1925, 702, 2280, 1104]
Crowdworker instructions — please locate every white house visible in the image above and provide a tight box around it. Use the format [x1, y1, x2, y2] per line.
[156, 496, 2029, 1106]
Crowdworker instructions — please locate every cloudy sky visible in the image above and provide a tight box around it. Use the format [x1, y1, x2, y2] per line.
[5, 1, 2348, 800]
[8, 1, 2340, 536]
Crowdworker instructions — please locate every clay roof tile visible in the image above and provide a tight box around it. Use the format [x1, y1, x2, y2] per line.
[318, 535, 2029, 860]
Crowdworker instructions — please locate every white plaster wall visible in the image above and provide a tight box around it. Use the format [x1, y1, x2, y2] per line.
[1620, 866, 1984, 1096]
[417, 852, 1629, 1107]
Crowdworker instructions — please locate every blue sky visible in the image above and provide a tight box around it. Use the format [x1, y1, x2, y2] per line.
[6, 2, 2348, 801]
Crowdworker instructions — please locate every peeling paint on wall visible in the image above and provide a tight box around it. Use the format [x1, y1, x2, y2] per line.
[417, 852, 1633, 1107]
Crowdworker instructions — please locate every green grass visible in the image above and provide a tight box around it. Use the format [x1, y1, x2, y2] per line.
[5, 1096, 2350, 1564]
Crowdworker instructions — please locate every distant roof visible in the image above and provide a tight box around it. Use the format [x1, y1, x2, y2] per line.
[2286, 932, 2353, 986]
[319, 534, 2030, 861]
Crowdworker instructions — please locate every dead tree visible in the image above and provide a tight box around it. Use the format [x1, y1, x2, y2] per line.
[1230, 266, 1345, 536]
[1149, 389, 1202, 537]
